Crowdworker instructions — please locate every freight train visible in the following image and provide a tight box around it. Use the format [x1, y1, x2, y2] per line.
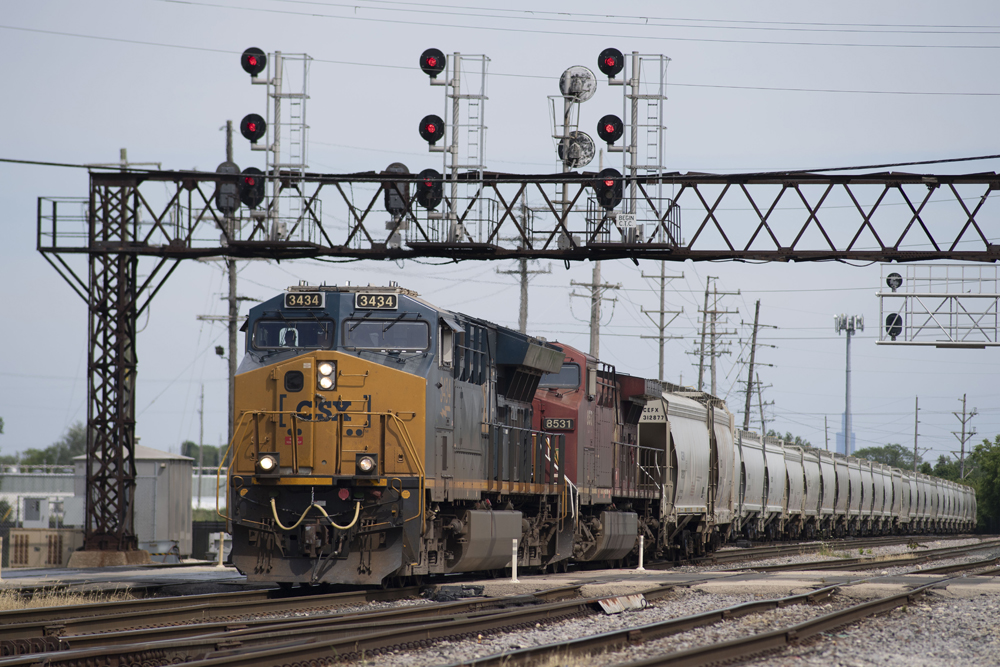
[225, 282, 976, 586]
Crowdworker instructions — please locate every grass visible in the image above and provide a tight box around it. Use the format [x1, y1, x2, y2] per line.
[0, 585, 135, 611]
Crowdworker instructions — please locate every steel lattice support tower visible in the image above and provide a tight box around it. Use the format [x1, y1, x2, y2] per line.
[85, 181, 140, 551]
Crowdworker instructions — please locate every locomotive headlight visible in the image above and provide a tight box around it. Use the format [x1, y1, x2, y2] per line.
[256, 453, 280, 476]
[316, 361, 336, 390]
[355, 453, 378, 475]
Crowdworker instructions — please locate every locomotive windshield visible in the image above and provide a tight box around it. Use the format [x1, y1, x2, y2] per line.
[538, 362, 580, 389]
[252, 320, 334, 349]
[343, 319, 429, 351]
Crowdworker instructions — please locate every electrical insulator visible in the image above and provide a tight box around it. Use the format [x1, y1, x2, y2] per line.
[415, 168, 443, 209]
[241, 47, 267, 77]
[419, 114, 445, 146]
[419, 48, 446, 79]
[240, 114, 267, 145]
[597, 114, 624, 144]
[594, 168, 623, 210]
[598, 48, 624, 78]
[240, 167, 266, 209]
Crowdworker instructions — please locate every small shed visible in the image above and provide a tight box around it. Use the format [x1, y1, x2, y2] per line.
[74, 445, 193, 557]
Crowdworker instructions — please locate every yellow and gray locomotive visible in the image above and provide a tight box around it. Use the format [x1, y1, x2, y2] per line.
[227, 283, 566, 585]
[227, 282, 977, 586]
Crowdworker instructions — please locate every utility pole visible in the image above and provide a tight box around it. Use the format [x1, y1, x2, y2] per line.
[695, 279, 738, 395]
[834, 314, 863, 455]
[198, 384, 204, 510]
[640, 263, 683, 381]
[697, 277, 715, 392]
[225, 120, 237, 448]
[951, 393, 977, 478]
[756, 372, 773, 434]
[570, 267, 621, 358]
[824, 415, 829, 451]
[497, 207, 550, 334]
[742, 300, 760, 430]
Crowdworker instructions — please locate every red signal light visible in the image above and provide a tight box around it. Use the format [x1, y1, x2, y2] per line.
[596, 114, 624, 144]
[245, 177, 256, 186]
[241, 47, 267, 77]
[598, 47, 625, 78]
[240, 113, 267, 144]
[419, 48, 447, 79]
[419, 114, 446, 145]
[604, 179, 614, 187]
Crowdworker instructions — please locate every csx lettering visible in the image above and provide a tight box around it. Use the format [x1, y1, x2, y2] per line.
[295, 399, 353, 421]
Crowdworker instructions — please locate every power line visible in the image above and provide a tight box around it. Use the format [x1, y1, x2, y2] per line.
[153, 1, 1000, 50]
[267, 1, 1000, 36]
[4, 23, 1000, 97]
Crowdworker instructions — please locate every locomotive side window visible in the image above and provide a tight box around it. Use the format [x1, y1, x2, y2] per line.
[538, 363, 580, 389]
[252, 320, 334, 350]
[343, 320, 429, 351]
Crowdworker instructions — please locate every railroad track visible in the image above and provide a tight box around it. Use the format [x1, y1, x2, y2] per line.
[3, 539, 993, 667]
[0, 584, 621, 666]
[738, 536, 1000, 573]
[443, 556, 1000, 667]
[0, 585, 421, 654]
[676, 534, 965, 568]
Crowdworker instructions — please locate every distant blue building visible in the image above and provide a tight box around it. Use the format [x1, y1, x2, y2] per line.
[836, 413, 856, 455]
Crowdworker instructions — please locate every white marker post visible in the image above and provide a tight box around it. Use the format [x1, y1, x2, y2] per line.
[217, 534, 226, 568]
[636, 534, 645, 571]
[511, 538, 519, 583]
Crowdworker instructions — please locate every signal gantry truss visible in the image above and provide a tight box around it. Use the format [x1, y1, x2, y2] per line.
[37, 166, 1000, 551]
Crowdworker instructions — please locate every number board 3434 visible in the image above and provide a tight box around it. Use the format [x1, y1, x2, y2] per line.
[284, 292, 325, 309]
[355, 293, 398, 310]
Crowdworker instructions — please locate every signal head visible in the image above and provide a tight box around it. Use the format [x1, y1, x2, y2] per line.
[598, 47, 624, 78]
[597, 114, 624, 144]
[418, 114, 446, 145]
[416, 168, 443, 210]
[241, 47, 267, 77]
[419, 48, 447, 79]
[885, 313, 903, 341]
[594, 167, 623, 210]
[240, 113, 267, 144]
[239, 167, 266, 209]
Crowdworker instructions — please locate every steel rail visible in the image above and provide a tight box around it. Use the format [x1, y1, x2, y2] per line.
[0, 586, 420, 644]
[94, 585, 675, 667]
[740, 537, 1000, 573]
[0, 586, 582, 663]
[440, 584, 843, 667]
[0, 588, 272, 628]
[442, 571, 973, 667]
[59, 585, 583, 651]
[614, 577, 958, 667]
